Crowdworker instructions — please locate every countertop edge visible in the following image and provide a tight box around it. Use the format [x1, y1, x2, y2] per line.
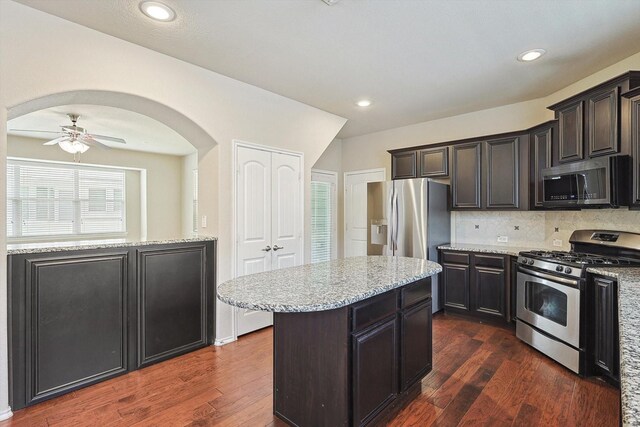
[437, 244, 550, 257]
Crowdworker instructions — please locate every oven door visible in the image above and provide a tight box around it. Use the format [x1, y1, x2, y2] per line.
[516, 269, 581, 348]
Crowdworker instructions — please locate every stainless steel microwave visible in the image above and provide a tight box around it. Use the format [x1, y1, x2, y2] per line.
[541, 156, 628, 208]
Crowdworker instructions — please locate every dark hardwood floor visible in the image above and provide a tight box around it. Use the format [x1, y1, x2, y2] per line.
[1, 314, 619, 426]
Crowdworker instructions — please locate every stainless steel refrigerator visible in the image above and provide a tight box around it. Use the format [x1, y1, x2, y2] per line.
[367, 178, 450, 313]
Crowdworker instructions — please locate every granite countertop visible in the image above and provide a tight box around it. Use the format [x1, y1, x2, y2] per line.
[586, 267, 640, 427]
[217, 256, 442, 313]
[437, 243, 553, 257]
[7, 236, 218, 255]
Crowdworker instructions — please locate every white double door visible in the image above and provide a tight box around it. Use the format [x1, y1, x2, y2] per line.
[235, 145, 303, 336]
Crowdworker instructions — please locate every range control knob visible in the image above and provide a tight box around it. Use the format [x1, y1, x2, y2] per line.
[556, 265, 564, 272]
[528, 259, 535, 265]
[565, 267, 572, 274]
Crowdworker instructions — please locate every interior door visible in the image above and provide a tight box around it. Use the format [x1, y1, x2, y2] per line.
[344, 169, 385, 257]
[271, 152, 302, 269]
[236, 146, 274, 336]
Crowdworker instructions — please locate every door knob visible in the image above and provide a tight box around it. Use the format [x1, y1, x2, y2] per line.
[273, 245, 284, 251]
[261, 245, 272, 252]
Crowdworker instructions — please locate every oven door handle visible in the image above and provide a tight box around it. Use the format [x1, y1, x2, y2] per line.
[518, 268, 579, 287]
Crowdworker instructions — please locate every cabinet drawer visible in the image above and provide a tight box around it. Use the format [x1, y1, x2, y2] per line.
[401, 278, 431, 309]
[473, 254, 505, 269]
[352, 291, 397, 332]
[441, 251, 470, 265]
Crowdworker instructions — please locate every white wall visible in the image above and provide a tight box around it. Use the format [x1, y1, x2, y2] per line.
[312, 138, 343, 258]
[0, 1, 346, 413]
[7, 135, 185, 241]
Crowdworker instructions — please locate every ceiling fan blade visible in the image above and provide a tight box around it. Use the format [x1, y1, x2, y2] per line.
[43, 136, 70, 146]
[80, 135, 110, 150]
[10, 129, 64, 135]
[87, 134, 126, 144]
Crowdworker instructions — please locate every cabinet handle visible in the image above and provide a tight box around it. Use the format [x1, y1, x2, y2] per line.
[273, 245, 284, 251]
[261, 246, 272, 252]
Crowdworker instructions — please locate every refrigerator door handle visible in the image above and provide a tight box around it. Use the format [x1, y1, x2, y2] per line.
[392, 190, 399, 253]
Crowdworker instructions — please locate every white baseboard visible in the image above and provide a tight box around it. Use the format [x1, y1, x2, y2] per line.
[214, 336, 236, 346]
[0, 407, 13, 421]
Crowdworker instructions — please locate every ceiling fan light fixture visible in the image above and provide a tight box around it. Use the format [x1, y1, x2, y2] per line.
[139, 1, 176, 22]
[59, 139, 90, 154]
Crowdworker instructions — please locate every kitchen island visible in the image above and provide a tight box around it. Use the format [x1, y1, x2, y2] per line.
[218, 256, 441, 427]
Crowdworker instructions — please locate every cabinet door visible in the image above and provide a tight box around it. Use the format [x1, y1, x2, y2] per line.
[443, 263, 470, 310]
[558, 101, 584, 163]
[400, 299, 432, 390]
[592, 277, 618, 378]
[391, 151, 417, 180]
[24, 253, 128, 406]
[137, 245, 208, 367]
[451, 142, 482, 209]
[472, 266, 506, 318]
[588, 87, 619, 158]
[352, 317, 399, 426]
[419, 147, 449, 177]
[632, 95, 640, 206]
[485, 137, 519, 209]
[531, 124, 554, 208]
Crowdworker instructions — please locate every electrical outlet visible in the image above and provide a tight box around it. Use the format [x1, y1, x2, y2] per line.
[497, 235, 508, 243]
[553, 239, 562, 247]
[201, 215, 207, 228]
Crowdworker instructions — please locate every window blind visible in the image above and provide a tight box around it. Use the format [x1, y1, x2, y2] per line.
[7, 159, 126, 239]
[311, 181, 333, 263]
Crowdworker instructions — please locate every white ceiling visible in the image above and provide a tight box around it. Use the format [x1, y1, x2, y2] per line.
[8, 104, 196, 156]
[13, 0, 640, 139]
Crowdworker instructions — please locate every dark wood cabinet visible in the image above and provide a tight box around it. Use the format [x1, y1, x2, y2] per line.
[631, 93, 640, 207]
[419, 147, 449, 177]
[530, 121, 557, 208]
[558, 101, 584, 163]
[400, 299, 432, 390]
[588, 275, 619, 384]
[588, 87, 620, 157]
[9, 241, 216, 410]
[440, 250, 510, 324]
[353, 317, 399, 426]
[391, 151, 417, 180]
[485, 137, 519, 209]
[451, 142, 482, 209]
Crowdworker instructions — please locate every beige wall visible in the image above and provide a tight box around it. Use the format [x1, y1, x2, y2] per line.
[7, 135, 185, 241]
[312, 138, 343, 258]
[181, 152, 198, 237]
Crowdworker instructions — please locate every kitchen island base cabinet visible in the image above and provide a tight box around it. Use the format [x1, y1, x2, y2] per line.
[273, 279, 432, 427]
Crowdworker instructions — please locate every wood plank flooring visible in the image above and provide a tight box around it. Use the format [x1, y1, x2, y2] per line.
[0, 314, 619, 426]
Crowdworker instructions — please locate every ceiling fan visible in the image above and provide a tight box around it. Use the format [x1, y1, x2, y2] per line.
[10, 114, 127, 154]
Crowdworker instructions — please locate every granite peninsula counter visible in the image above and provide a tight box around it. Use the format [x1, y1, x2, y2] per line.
[218, 255, 442, 427]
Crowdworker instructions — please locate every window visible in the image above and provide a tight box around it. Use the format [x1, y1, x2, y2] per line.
[7, 159, 126, 239]
[192, 169, 198, 233]
[310, 170, 338, 263]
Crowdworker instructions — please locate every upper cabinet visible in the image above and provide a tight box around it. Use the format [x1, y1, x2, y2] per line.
[549, 72, 640, 164]
[419, 147, 449, 178]
[624, 88, 640, 208]
[485, 137, 520, 209]
[451, 142, 482, 209]
[557, 101, 584, 163]
[391, 151, 417, 180]
[529, 121, 558, 209]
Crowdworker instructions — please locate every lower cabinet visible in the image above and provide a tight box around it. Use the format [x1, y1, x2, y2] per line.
[9, 241, 216, 410]
[400, 299, 433, 389]
[588, 275, 619, 384]
[440, 250, 511, 323]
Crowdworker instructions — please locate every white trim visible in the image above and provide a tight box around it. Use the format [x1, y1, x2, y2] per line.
[0, 408, 13, 421]
[343, 168, 386, 257]
[214, 336, 237, 346]
[311, 169, 338, 261]
[7, 156, 145, 172]
[231, 140, 305, 341]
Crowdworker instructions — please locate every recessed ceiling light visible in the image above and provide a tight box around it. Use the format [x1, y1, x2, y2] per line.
[356, 99, 372, 107]
[517, 49, 546, 62]
[139, 1, 176, 22]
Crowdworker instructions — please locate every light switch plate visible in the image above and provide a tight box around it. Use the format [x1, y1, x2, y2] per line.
[201, 215, 207, 228]
[497, 235, 508, 243]
[553, 239, 562, 247]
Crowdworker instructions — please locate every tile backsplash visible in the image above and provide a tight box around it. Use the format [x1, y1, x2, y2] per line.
[452, 209, 640, 251]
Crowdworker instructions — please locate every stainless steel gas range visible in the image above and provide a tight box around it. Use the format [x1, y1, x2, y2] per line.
[516, 230, 640, 374]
